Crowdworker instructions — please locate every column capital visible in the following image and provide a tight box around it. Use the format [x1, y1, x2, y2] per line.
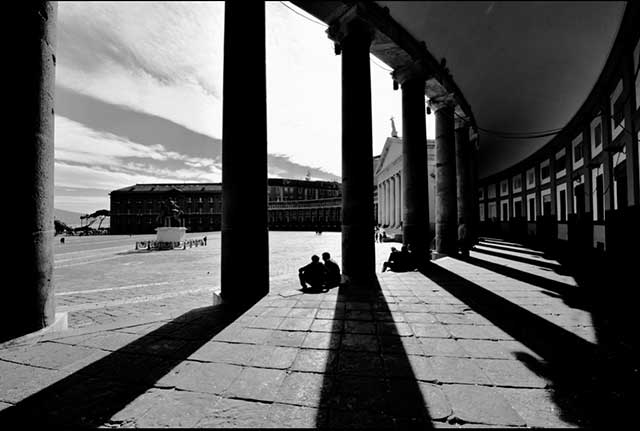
[454, 115, 471, 131]
[392, 59, 430, 87]
[327, 7, 375, 52]
[427, 93, 456, 113]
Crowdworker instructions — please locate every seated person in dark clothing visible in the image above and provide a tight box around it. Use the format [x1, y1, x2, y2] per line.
[382, 247, 400, 272]
[299, 255, 326, 291]
[321, 252, 341, 288]
[383, 245, 414, 272]
[398, 244, 416, 271]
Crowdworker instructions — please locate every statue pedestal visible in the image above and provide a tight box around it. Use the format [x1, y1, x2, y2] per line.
[155, 227, 187, 243]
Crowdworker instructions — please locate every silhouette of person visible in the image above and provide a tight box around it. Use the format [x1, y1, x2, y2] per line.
[203, 236, 207, 246]
[382, 247, 400, 272]
[321, 252, 341, 288]
[298, 255, 326, 291]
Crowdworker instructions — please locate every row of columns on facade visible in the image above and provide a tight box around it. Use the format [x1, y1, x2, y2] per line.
[13, 2, 479, 340]
[378, 174, 402, 228]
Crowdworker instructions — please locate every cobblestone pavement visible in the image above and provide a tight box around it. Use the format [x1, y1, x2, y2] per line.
[2, 237, 631, 427]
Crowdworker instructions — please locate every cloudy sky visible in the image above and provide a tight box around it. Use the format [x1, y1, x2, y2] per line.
[54, 1, 437, 213]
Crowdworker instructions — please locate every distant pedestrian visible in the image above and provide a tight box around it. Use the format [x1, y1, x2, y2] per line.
[203, 236, 207, 246]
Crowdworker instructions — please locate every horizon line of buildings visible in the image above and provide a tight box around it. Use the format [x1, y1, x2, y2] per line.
[109, 135, 437, 235]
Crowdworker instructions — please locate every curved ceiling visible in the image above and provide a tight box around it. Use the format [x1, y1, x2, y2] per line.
[377, 1, 626, 177]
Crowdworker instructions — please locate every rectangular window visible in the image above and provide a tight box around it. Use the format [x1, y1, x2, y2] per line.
[500, 200, 509, 221]
[500, 180, 509, 196]
[488, 202, 497, 220]
[610, 79, 624, 141]
[488, 184, 496, 199]
[542, 192, 552, 216]
[528, 195, 536, 222]
[573, 143, 583, 162]
[514, 199, 523, 218]
[555, 149, 567, 178]
[572, 133, 584, 170]
[594, 124, 602, 148]
[526, 168, 536, 189]
[595, 174, 604, 221]
[512, 175, 522, 192]
[574, 181, 585, 215]
[541, 164, 550, 181]
[558, 189, 566, 222]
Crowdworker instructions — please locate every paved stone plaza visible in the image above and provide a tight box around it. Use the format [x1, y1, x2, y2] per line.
[53, 232, 352, 329]
[0, 235, 631, 427]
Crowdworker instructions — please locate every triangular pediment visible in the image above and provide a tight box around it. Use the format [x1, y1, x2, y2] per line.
[375, 137, 403, 175]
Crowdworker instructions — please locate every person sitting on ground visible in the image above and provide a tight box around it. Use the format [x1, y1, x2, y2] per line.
[382, 246, 401, 272]
[298, 254, 326, 291]
[399, 244, 416, 271]
[321, 252, 341, 288]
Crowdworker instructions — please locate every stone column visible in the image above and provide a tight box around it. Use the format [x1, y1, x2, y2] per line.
[385, 180, 391, 225]
[396, 73, 430, 262]
[377, 183, 383, 224]
[390, 176, 396, 227]
[455, 118, 472, 233]
[469, 134, 480, 243]
[7, 2, 58, 341]
[328, 17, 376, 286]
[395, 174, 402, 228]
[429, 96, 458, 255]
[221, 1, 268, 305]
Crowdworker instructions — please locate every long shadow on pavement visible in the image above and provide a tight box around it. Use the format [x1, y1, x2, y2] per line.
[0, 304, 248, 427]
[420, 260, 637, 428]
[473, 246, 563, 271]
[316, 277, 435, 428]
[460, 254, 590, 311]
[474, 240, 546, 257]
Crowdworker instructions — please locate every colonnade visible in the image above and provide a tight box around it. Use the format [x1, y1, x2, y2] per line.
[11, 1, 480, 340]
[378, 174, 403, 227]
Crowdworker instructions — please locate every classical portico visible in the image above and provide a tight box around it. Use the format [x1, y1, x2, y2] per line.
[10, 1, 483, 340]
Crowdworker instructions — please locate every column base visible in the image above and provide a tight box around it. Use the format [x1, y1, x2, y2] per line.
[431, 251, 456, 260]
[212, 290, 223, 306]
[0, 312, 68, 347]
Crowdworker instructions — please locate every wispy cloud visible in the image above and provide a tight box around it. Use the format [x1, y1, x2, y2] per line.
[53, 2, 410, 212]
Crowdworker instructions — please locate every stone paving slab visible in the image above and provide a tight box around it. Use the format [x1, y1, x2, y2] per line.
[1, 238, 619, 428]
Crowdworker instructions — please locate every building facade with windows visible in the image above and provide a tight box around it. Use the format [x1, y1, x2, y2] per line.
[477, 18, 640, 254]
[110, 179, 341, 234]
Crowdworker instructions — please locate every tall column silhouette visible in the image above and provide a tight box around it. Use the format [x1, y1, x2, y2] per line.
[430, 96, 458, 255]
[455, 118, 473, 234]
[328, 17, 376, 286]
[221, 1, 268, 304]
[6, 2, 59, 341]
[393, 68, 430, 263]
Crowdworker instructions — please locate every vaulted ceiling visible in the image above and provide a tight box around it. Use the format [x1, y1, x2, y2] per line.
[295, 1, 626, 178]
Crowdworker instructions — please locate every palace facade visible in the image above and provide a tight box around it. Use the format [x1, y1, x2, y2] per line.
[109, 179, 341, 234]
